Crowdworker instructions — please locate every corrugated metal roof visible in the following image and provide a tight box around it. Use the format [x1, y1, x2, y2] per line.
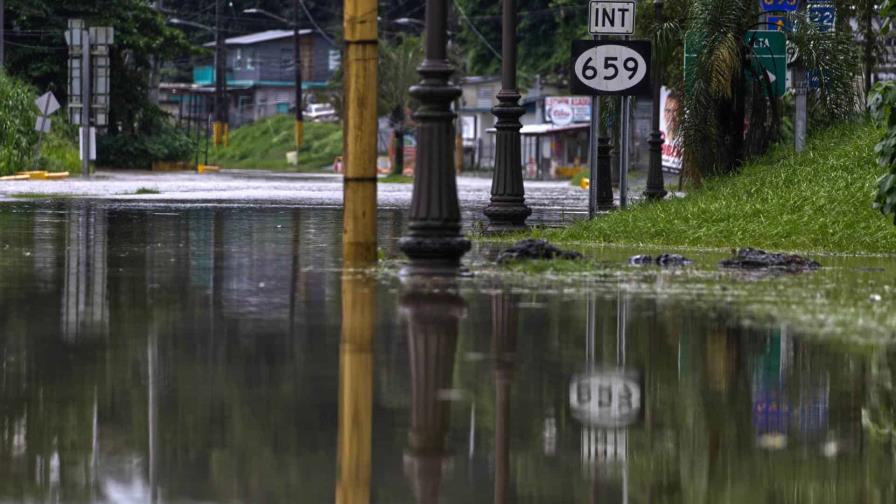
[203, 29, 313, 47]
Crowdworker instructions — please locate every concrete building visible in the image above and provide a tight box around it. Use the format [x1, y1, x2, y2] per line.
[160, 29, 339, 128]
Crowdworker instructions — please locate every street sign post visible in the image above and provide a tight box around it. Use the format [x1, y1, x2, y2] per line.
[32, 91, 61, 169]
[588, 1, 636, 35]
[570, 40, 652, 96]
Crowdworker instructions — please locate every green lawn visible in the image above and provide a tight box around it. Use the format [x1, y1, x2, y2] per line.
[531, 121, 896, 255]
[207, 115, 342, 171]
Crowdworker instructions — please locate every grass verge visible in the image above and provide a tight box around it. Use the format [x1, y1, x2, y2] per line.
[379, 174, 413, 184]
[529, 120, 896, 255]
[206, 115, 342, 171]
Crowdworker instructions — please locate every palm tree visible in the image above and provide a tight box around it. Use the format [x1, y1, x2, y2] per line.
[677, 0, 859, 185]
[379, 35, 424, 176]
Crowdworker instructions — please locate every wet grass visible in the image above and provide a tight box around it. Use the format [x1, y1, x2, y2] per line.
[379, 174, 413, 184]
[135, 187, 160, 195]
[207, 115, 342, 171]
[8, 193, 73, 199]
[523, 121, 896, 255]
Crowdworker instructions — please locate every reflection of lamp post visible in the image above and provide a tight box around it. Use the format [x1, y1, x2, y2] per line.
[243, 6, 304, 153]
[401, 280, 465, 503]
[491, 291, 517, 504]
[398, 0, 470, 273]
[643, 0, 667, 201]
[483, 0, 531, 232]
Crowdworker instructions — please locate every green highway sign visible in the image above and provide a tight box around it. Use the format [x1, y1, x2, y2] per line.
[745, 30, 787, 97]
[684, 30, 787, 97]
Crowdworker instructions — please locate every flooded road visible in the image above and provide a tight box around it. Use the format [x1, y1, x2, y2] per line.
[0, 201, 894, 503]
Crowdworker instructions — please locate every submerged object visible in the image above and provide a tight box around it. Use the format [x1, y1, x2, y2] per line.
[720, 248, 821, 272]
[496, 239, 583, 264]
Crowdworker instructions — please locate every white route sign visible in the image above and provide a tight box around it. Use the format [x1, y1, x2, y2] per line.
[589, 1, 636, 35]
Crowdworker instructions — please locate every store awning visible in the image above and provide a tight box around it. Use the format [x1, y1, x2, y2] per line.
[486, 123, 590, 136]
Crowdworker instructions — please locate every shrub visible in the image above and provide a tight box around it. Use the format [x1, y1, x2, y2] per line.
[97, 108, 195, 169]
[0, 71, 37, 176]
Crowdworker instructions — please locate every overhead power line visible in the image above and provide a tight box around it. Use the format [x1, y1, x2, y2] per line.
[452, 0, 501, 61]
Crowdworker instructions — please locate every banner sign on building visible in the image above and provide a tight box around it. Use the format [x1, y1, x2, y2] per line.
[545, 96, 592, 124]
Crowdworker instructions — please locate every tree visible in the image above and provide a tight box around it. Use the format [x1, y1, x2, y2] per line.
[379, 35, 423, 176]
[677, 0, 859, 185]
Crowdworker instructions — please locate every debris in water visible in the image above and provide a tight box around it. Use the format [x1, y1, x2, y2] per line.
[720, 248, 821, 272]
[629, 254, 693, 266]
[496, 239, 583, 264]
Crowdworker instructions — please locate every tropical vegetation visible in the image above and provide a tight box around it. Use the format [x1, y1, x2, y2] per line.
[0, 70, 79, 176]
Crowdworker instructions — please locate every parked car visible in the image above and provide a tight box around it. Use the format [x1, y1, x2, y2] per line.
[304, 103, 337, 122]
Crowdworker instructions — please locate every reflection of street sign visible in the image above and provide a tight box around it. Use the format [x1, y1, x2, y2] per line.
[35, 92, 61, 116]
[760, 0, 799, 12]
[588, 1, 636, 35]
[808, 4, 835, 33]
[745, 30, 787, 97]
[570, 40, 651, 96]
[569, 370, 641, 428]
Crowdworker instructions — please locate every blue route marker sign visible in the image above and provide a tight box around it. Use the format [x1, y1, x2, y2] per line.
[760, 0, 799, 12]
[808, 3, 836, 33]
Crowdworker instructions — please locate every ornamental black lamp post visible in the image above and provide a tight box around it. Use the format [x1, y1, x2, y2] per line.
[643, 0, 668, 201]
[483, 0, 531, 232]
[399, 0, 471, 273]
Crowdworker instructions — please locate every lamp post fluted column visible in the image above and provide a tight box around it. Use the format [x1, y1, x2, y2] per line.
[484, 0, 531, 232]
[644, 0, 668, 201]
[399, 0, 470, 273]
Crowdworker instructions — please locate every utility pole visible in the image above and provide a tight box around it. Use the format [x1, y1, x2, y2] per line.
[1, 0, 5, 68]
[214, 0, 228, 147]
[399, 0, 471, 273]
[342, 0, 379, 264]
[294, 0, 304, 153]
[483, 0, 531, 232]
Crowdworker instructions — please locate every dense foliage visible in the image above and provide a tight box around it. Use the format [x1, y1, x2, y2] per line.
[870, 0, 896, 226]
[0, 71, 38, 175]
[0, 70, 79, 176]
[97, 109, 196, 169]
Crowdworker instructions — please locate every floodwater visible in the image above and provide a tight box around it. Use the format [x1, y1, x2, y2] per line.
[0, 201, 894, 503]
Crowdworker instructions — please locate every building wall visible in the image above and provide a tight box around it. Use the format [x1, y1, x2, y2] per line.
[225, 34, 336, 85]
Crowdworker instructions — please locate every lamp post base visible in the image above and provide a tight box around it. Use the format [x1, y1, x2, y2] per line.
[644, 132, 668, 200]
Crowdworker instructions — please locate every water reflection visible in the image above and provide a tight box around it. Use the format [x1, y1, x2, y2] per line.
[0, 202, 893, 503]
[401, 280, 465, 504]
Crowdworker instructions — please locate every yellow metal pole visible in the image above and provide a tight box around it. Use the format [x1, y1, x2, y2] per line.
[335, 269, 375, 504]
[342, 0, 379, 264]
